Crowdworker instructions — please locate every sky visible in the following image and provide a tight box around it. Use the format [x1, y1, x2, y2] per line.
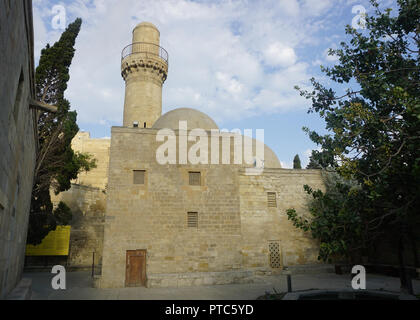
[32, 0, 397, 168]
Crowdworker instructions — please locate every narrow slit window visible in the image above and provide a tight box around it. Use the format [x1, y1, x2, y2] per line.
[187, 212, 198, 228]
[13, 69, 24, 124]
[267, 192, 277, 208]
[6, 0, 11, 14]
[133, 170, 146, 185]
[189, 172, 201, 186]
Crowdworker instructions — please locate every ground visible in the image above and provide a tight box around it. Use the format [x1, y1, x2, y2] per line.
[25, 271, 420, 300]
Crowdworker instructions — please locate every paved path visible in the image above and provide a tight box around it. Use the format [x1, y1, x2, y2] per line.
[25, 271, 420, 300]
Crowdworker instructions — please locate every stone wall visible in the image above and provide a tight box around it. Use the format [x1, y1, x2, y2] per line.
[239, 169, 324, 271]
[100, 127, 245, 288]
[51, 184, 106, 269]
[0, 0, 37, 299]
[71, 132, 110, 189]
[47, 133, 110, 269]
[99, 127, 324, 288]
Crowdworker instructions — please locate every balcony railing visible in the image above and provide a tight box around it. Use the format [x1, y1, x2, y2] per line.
[121, 42, 169, 65]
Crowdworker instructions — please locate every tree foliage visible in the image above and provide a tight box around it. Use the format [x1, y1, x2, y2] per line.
[287, 172, 366, 262]
[287, 0, 419, 288]
[306, 153, 322, 169]
[28, 18, 96, 245]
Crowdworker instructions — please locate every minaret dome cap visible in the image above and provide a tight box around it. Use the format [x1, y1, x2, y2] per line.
[133, 22, 160, 35]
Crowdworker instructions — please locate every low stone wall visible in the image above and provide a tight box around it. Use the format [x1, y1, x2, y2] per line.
[146, 270, 255, 288]
[95, 270, 255, 289]
[95, 265, 338, 289]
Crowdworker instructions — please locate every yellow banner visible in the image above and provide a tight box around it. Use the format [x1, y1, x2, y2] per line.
[26, 226, 71, 256]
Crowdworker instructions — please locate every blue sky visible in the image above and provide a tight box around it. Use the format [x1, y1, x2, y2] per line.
[32, 0, 397, 168]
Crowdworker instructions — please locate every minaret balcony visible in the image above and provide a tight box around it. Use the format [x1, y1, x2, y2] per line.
[121, 42, 168, 65]
[121, 42, 169, 83]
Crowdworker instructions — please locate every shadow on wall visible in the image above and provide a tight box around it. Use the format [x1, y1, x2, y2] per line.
[25, 184, 106, 272]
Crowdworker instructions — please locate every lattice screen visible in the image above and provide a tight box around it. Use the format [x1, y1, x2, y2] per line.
[269, 241, 281, 268]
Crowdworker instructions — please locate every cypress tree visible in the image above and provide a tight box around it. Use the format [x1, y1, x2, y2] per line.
[293, 154, 302, 169]
[28, 18, 96, 245]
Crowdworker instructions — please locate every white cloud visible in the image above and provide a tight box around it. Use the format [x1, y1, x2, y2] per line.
[301, 0, 334, 17]
[280, 161, 293, 169]
[264, 42, 297, 68]
[32, 0, 348, 129]
[278, 0, 301, 18]
[216, 72, 244, 96]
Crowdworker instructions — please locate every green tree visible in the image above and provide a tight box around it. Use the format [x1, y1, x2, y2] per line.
[288, 0, 419, 292]
[287, 172, 366, 263]
[306, 152, 322, 169]
[293, 154, 302, 169]
[28, 18, 96, 245]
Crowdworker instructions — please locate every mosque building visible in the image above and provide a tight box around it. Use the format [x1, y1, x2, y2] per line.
[53, 22, 324, 288]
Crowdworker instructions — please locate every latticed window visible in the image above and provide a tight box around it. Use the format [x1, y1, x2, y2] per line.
[189, 172, 201, 186]
[267, 192, 277, 208]
[269, 241, 281, 269]
[187, 212, 198, 228]
[133, 170, 146, 185]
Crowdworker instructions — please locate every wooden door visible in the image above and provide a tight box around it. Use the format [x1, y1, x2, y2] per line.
[125, 250, 146, 287]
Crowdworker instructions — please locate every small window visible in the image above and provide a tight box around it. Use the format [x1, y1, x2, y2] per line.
[267, 192, 277, 208]
[187, 212, 198, 228]
[133, 170, 146, 185]
[189, 172, 201, 186]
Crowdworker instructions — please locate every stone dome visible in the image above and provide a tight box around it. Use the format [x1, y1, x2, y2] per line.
[243, 136, 282, 169]
[152, 108, 219, 131]
[262, 144, 282, 169]
[152, 108, 281, 168]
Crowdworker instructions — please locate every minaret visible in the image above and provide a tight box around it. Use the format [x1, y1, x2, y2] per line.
[121, 22, 168, 128]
